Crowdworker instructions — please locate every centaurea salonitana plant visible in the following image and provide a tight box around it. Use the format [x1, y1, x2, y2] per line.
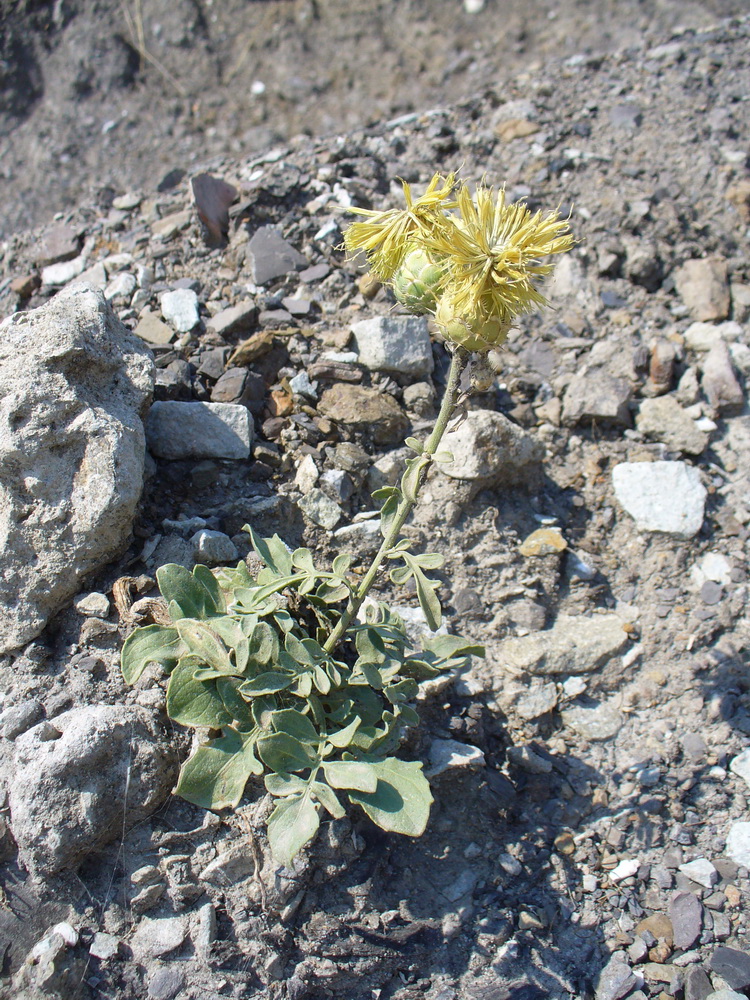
[120, 173, 573, 867]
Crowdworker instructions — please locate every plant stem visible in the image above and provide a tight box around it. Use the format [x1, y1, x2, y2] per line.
[323, 346, 470, 654]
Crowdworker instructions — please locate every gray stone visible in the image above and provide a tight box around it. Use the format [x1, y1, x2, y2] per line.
[160, 289, 200, 332]
[725, 821, 750, 867]
[636, 396, 709, 455]
[561, 700, 624, 741]
[36, 224, 81, 267]
[670, 892, 703, 950]
[191, 529, 238, 566]
[440, 409, 543, 481]
[684, 966, 713, 1000]
[191, 903, 217, 962]
[42, 254, 86, 286]
[595, 956, 639, 1000]
[730, 749, 750, 789]
[0, 283, 153, 653]
[675, 257, 730, 321]
[609, 103, 642, 129]
[562, 372, 632, 426]
[612, 461, 706, 538]
[136, 310, 175, 346]
[679, 858, 719, 889]
[104, 271, 137, 304]
[351, 316, 434, 376]
[684, 321, 743, 352]
[146, 401, 253, 459]
[289, 370, 318, 399]
[206, 300, 257, 337]
[515, 681, 559, 720]
[495, 613, 628, 675]
[74, 591, 110, 617]
[705, 992, 746, 1000]
[148, 966, 186, 1000]
[130, 916, 187, 962]
[199, 842, 255, 886]
[317, 383, 409, 446]
[297, 488, 342, 530]
[248, 226, 307, 284]
[427, 739, 485, 777]
[701, 341, 744, 415]
[9, 705, 175, 877]
[709, 947, 750, 991]
[0, 700, 44, 739]
[89, 932, 120, 960]
[196, 347, 229, 381]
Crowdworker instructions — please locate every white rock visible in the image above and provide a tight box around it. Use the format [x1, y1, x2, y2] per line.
[191, 529, 238, 566]
[678, 858, 719, 888]
[294, 454, 319, 493]
[612, 461, 706, 538]
[130, 915, 186, 961]
[683, 320, 742, 352]
[104, 271, 137, 303]
[0, 284, 153, 653]
[74, 591, 110, 617]
[160, 288, 200, 332]
[729, 749, 750, 790]
[351, 316, 434, 376]
[441, 410, 544, 481]
[427, 738, 485, 776]
[725, 821, 750, 867]
[41, 255, 86, 286]
[289, 371, 318, 399]
[691, 552, 733, 588]
[145, 401, 253, 460]
[89, 932, 120, 960]
[297, 488, 342, 530]
[608, 858, 640, 883]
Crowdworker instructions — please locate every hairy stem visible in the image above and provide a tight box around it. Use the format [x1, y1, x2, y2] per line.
[323, 346, 470, 654]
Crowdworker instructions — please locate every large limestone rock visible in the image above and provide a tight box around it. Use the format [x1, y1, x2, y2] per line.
[0, 284, 154, 653]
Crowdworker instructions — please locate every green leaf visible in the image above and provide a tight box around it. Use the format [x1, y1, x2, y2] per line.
[384, 678, 419, 704]
[291, 548, 315, 572]
[433, 450, 454, 464]
[265, 772, 307, 797]
[421, 634, 485, 663]
[166, 657, 233, 728]
[323, 760, 378, 793]
[245, 527, 294, 576]
[271, 708, 319, 744]
[332, 553, 352, 577]
[216, 677, 254, 724]
[120, 624, 181, 685]
[157, 564, 217, 620]
[267, 793, 320, 866]
[313, 664, 331, 695]
[192, 564, 224, 612]
[389, 564, 413, 586]
[414, 552, 444, 570]
[379, 493, 400, 537]
[240, 671, 295, 695]
[370, 486, 399, 502]
[247, 621, 279, 666]
[175, 726, 263, 810]
[257, 732, 317, 772]
[175, 619, 236, 675]
[401, 454, 430, 503]
[347, 758, 433, 836]
[404, 436, 423, 453]
[408, 559, 442, 631]
[325, 716, 361, 748]
[311, 781, 345, 819]
[284, 632, 315, 665]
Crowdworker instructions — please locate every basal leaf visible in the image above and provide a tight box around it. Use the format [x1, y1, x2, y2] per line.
[271, 708, 319, 744]
[192, 564, 224, 612]
[156, 564, 217, 620]
[311, 781, 345, 819]
[285, 633, 314, 665]
[175, 619, 236, 675]
[313, 664, 331, 695]
[245, 526, 294, 576]
[247, 621, 278, 666]
[323, 760, 378, 793]
[291, 548, 315, 573]
[265, 772, 307, 797]
[175, 726, 263, 810]
[257, 732, 317, 773]
[120, 624, 182, 685]
[240, 671, 295, 695]
[267, 792, 320, 867]
[347, 758, 433, 836]
[167, 657, 233, 728]
[325, 716, 361, 748]
[216, 677, 254, 725]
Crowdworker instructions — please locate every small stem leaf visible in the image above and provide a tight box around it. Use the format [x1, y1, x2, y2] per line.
[379, 493, 400, 537]
[403, 555, 442, 631]
[293, 672, 313, 698]
[175, 620, 236, 675]
[245, 527, 294, 576]
[401, 454, 430, 503]
[421, 634, 486, 663]
[325, 716, 361, 748]
[313, 664, 332, 695]
[271, 708, 319, 744]
[347, 758, 433, 836]
[311, 781, 346, 819]
[332, 553, 352, 577]
[291, 548, 316, 572]
[272, 610, 295, 634]
[265, 772, 307, 797]
[240, 671, 295, 695]
[175, 726, 263, 810]
[120, 624, 182, 685]
[355, 661, 385, 690]
[257, 732, 318, 772]
[156, 564, 218, 619]
[433, 450, 454, 464]
[388, 564, 413, 586]
[323, 760, 379, 793]
[404, 436, 423, 453]
[414, 552, 444, 570]
[267, 792, 320, 867]
[167, 658, 233, 728]
[370, 486, 399, 502]
[384, 678, 419, 704]
[192, 564, 225, 612]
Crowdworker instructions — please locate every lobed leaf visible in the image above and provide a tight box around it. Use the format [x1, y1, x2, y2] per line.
[245, 526, 294, 577]
[271, 708, 320, 744]
[120, 624, 182, 685]
[267, 792, 320, 867]
[347, 758, 433, 836]
[157, 564, 218, 620]
[176, 726, 263, 810]
[323, 760, 379, 793]
[166, 657, 233, 728]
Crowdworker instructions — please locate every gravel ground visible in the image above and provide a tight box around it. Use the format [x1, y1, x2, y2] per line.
[0, 5, 750, 1000]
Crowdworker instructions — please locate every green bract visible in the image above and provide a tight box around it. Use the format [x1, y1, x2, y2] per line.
[120, 525, 483, 867]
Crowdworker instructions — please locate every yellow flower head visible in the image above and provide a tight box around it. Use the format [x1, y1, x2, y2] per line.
[431, 183, 574, 329]
[342, 172, 456, 280]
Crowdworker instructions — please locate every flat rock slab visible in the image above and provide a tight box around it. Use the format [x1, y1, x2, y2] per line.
[636, 395, 709, 455]
[674, 256, 730, 321]
[351, 315, 434, 376]
[561, 699, 624, 741]
[494, 613, 629, 675]
[0, 283, 153, 653]
[146, 401, 253, 459]
[441, 409, 544, 481]
[612, 460, 706, 538]
[9, 705, 175, 877]
[317, 383, 409, 446]
[248, 226, 307, 284]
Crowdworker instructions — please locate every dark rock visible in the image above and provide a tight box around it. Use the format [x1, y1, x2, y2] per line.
[317, 383, 409, 445]
[248, 226, 307, 284]
[709, 946, 750, 990]
[669, 891, 703, 950]
[190, 172, 237, 245]
[35, 224, 80, 267]
[147, 966, 186, 1000]
[684, 966, 712, 1000]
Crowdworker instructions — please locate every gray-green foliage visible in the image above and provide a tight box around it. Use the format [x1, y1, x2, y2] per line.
[120, 525, 482, 866]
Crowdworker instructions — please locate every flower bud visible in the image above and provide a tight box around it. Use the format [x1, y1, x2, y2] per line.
[392, 246, 445, 314]
[434, 292, 511, 353]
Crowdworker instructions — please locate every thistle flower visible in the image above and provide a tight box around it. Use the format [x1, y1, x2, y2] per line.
[431, 183, 574, 333]
[391, 244, 446, 313]
[343, 172, 456, 280]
